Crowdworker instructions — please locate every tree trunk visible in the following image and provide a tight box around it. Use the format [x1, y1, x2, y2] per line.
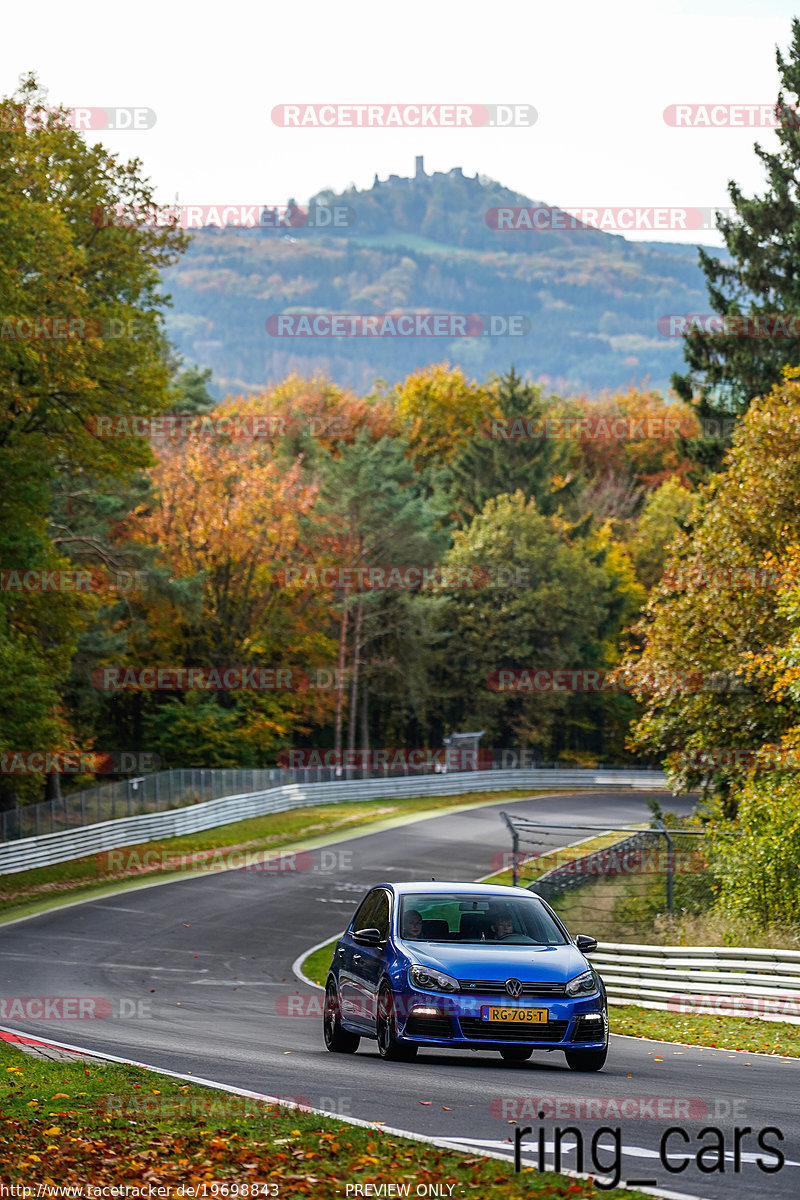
[333, 589, 349, 771]
[347, 599, 363, 774]
[45, 770, 62, 801]
[360, 670, 370, 765]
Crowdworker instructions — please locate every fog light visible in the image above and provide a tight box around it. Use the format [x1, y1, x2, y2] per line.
[411, 1005, 440, 1017]
[581, 1012, 603, 1022]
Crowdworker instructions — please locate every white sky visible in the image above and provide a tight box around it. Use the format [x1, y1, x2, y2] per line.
[4, 0, 800, 245]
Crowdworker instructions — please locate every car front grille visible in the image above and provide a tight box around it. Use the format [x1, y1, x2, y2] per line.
[459, 1018, 569, 1042]
[458, 979, 567, 997]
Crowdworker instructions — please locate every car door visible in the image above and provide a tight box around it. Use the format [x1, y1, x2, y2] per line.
[339, 888, 391, 1032]
[338, 889, 381, 1030]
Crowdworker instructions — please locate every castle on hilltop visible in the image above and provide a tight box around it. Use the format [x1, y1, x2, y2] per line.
[372, 156, 477, 188]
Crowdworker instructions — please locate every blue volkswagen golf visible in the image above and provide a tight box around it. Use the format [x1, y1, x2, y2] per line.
[323, 881, 608, 1070]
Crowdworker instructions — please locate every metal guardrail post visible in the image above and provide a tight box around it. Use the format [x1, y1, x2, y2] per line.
[654, 820, 674, 915]
[499, 811, 520, 886]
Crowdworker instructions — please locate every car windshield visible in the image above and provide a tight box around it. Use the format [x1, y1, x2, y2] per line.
[398, 893, 568, 945]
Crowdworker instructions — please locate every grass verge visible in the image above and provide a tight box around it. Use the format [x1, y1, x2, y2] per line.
[611, 1004, 800, 1057]
[0, 1039, 650, 1198]
[302, 939, 339, 986]
[0, 789, 554, 923]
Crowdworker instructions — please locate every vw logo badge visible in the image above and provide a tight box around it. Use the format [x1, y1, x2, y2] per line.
[505, 977, 523, 998]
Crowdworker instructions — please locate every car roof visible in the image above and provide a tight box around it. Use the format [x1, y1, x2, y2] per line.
[375, 881, 542, 899]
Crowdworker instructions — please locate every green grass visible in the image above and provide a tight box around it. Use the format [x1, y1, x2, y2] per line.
[0, 1040, 651, 1197]
[0, 789, 552, 922]
[302, 939, 340, 986]
[612, 1004, 800, 1057]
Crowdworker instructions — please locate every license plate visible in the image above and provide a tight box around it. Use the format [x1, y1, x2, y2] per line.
[481, 1006, 548, 1023]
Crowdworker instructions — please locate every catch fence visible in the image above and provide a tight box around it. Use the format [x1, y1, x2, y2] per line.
[499, 814, 720, 941]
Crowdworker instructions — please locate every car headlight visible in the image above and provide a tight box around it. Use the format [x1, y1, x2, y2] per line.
[409, 965, 460, 993]
[566, 970, 598, 997]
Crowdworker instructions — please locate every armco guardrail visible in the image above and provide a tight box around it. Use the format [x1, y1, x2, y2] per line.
[596, 943, 800, 1024]
[0, 763, 668, 841]
[0, 767, 667, 875]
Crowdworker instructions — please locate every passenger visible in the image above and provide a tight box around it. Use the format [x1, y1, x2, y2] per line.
[402, 909, 423, 938]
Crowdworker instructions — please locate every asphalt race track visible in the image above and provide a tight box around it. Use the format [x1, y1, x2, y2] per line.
[2, 789, 799, 1199]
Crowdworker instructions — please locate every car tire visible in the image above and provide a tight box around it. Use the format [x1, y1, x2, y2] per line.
[376, 985, 417, 1061]
[564, 1044, 608, 1071]
[499, 1047, 533, 1063]
[323, 981, 360, 1054]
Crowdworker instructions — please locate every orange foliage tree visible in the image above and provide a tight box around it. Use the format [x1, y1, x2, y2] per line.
[123, 401, 337, 762]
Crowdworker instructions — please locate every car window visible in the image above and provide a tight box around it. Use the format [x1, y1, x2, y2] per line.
[350, 890, 380, 932]
[372, 891, 390, 939]
[397, 893, 567, 944]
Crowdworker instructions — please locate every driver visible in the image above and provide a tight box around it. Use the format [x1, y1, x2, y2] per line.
[490, 909, 514, 939]
[402, 908, 423, 938]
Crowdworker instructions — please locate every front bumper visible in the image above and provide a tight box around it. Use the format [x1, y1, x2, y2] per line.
[396, 988, 608, 1049]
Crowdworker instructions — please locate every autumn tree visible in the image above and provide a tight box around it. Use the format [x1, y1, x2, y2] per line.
[445, 369, 583, 525]
[395, 362, 496, 468]
[431, 491, 643, 761]
[0, 75, 187, 803]
[120, 407, 334, 765]
[624, 368, 800, 806]
[567, 390, 700, 494]
[627, 478, 697, 591]
[298, 432, 449, 759]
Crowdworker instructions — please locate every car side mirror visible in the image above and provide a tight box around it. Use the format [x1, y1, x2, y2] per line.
[353, 927, 383, 946]
[575, 934, 597, 954]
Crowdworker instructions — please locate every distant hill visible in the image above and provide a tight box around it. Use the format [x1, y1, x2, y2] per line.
[161, 160, 720, 397]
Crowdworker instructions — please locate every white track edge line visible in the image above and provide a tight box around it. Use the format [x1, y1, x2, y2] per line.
[0, 1022, 705, 1200]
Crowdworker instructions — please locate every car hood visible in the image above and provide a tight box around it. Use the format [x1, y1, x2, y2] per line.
[404, 941, 589, 982]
